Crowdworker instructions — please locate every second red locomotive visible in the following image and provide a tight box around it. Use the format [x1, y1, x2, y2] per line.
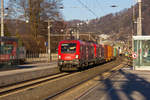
[0, 37, 26, 65]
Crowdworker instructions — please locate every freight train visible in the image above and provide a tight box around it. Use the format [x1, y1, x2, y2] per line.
[0, 37, 26, 65]
[58, 40, 119, 71]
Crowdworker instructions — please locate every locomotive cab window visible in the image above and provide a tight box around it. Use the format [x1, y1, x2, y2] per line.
[0, 45, 13, 54]
[61, 43, 77, 53]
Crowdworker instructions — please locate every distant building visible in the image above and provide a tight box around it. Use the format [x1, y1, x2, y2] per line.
[98, 34, 110, 40]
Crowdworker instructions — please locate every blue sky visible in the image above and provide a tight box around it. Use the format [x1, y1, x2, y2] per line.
[3, 0, 136, 21]
[62, 0, 137, 21]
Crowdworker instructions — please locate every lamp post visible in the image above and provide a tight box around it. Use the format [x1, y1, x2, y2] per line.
[137, 0, 142, 36]
[1, 0, 4, 37]
[47, 19, 52, 62]
[76, 22, 83, 40]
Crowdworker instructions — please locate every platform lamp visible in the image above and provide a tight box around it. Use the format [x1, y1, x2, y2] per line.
[47, 19, 53, 62]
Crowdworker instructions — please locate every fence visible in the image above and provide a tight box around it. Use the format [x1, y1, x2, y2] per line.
[26, 53, 58, 63]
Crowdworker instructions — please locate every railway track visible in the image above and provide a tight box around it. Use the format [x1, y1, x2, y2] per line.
[45, 57, 127, 100]
[0, 72, 71, 98]
[46, 62, 127, 100]
[0, 57, 128, 100]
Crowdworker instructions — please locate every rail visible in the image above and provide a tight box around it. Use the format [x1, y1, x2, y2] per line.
[0, 72, 70, 98]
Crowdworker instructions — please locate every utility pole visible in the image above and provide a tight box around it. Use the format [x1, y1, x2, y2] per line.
[1, 0, 4, 37]
[48, 19, 51, 62]
[76, 22, 83, 40]
[137, 0, 142, 36]
[132, 3, 135, 35]
[76, 24, 79, 40]
[88, 33, 90, 41]
[136, 0, 142, 65]
[76, 29, 79, 39]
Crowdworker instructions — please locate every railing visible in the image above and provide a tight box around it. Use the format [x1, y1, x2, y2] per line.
[26, 53, 58, 63]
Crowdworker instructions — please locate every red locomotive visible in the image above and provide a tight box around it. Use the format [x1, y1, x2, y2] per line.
[58, 40, 117, 71]
[0, 37, 26, 65]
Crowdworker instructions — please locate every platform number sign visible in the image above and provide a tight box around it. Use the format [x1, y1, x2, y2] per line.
[132, 52, 138, 59]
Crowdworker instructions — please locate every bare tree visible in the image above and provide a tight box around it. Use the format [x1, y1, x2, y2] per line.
[7, 0, 63, 51]
[8, 0, 62, 37]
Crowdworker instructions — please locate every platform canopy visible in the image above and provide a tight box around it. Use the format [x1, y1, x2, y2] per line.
[133, 36, 150, 40]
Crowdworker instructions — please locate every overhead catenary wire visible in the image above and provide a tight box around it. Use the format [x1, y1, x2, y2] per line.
[77, 0, 99, 18]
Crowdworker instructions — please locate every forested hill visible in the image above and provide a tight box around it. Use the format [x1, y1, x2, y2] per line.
[68, 0, 150, 41]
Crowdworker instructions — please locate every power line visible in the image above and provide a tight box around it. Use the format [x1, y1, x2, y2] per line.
[77, 0, 99, 18]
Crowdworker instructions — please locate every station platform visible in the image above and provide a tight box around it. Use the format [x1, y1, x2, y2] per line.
[0, 62, 58, 87]
[79, 68, 150, 100]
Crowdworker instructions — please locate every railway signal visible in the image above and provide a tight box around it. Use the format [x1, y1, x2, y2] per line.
[132, 52, 138, 59]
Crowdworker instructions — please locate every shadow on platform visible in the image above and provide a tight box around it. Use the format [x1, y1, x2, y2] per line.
[120, 70, 150, 100]
[101, 69, 150, 100]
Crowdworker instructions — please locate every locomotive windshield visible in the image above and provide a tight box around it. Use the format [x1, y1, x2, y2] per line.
[61, 43, 76, 53]
[0, 45, 13, 54]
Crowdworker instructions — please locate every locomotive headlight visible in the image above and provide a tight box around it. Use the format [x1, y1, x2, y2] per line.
[75, 55, 79, 59]
[58, 55, 61, 59]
